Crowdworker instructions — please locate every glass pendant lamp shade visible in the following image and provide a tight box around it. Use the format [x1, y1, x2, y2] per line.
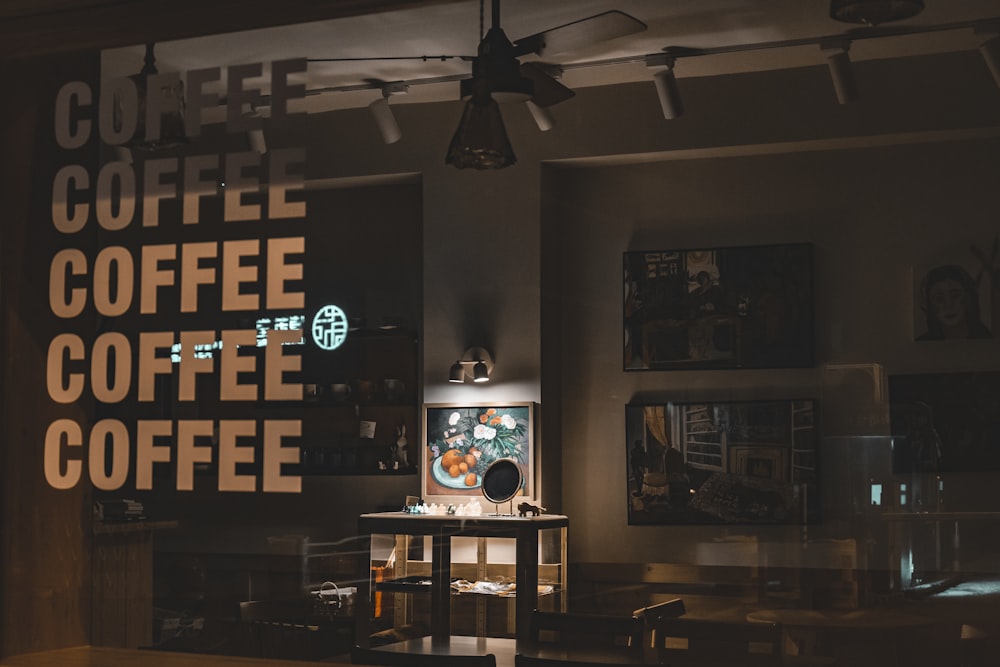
[445, 93, 516, 169]
[829, 0, 924, 26]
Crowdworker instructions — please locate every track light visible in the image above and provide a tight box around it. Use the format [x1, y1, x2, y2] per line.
[980, 33, 1000, 89]
[369, 82, 408, 145]
[823, 41, 858, 104]
[247, 128, 267, 154]
[647, 54, 683, 120]
[525, 100, 554, 132]
[448, 347, 494, 383]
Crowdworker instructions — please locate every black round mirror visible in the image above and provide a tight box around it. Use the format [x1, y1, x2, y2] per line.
[481, 458, 522, 506]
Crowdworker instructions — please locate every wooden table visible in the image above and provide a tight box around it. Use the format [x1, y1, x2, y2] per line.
[0, 646, 352, 667]
[746, 608, 938, 666]
[355, 512, 569, 647]
[367, 635, 647, 667]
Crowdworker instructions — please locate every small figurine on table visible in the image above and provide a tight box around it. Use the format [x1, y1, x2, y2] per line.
[517, 502, 546, 517]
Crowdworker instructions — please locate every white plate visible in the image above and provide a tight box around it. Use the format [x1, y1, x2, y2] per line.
[430, 455, 481, 489]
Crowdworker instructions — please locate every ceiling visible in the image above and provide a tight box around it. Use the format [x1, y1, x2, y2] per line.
[99, 0, 1000, 112]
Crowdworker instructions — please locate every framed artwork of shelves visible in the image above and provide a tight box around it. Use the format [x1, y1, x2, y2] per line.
[623, 243, 814, 371]
[625, 399, 820, 525]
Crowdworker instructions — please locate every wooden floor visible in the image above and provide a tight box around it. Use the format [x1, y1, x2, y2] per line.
[0, 646, 354, 667]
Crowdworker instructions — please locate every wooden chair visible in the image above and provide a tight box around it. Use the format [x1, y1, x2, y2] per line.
[654, 617, 837, 667]
[655, 617, 783, 666]
[351, 645, 497, 666]
[239, 599, 349, 660]
[515, 609, 648, 666]
[633, 598, 688, 627]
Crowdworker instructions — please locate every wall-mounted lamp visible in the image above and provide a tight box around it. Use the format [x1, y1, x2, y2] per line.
[647, 53, 684, 120]
[448, 346, 494, 383]
[822, 40, 858, 104]
[369, 81, 408, 144]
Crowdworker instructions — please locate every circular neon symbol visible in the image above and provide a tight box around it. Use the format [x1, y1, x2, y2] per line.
[312, 305, 349, 350]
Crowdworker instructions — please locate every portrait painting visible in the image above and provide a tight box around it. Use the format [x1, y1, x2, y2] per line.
[913, 238, 997, 341]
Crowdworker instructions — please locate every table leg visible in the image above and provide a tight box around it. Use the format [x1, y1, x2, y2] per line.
[431, 531, 451, 643]
[355, 533, 372, 648]
[515, 526, 539, 644]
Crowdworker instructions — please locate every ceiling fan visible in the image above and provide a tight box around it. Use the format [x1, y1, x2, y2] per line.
[459, 0, 647, 108]
[445, 0, 646, 168]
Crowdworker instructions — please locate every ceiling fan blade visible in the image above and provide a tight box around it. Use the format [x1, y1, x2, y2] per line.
[520, 62, 574, 108]
[513, 10, 647, 58]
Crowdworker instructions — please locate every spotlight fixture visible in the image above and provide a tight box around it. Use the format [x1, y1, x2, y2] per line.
[525, 100, 554, 132]
[369, 82, 408, 145]
[980, 32, 1000, 89]
[647, 54, 683, 120]
[448, 347, 494, 383]
[244, 104, 267, 154]
[123, 42, 187, 150]
[822, 41, 858, 104]
[829, 0, 924, 26]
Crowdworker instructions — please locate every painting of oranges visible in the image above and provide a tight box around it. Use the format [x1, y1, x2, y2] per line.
[424, 404, 533, 495]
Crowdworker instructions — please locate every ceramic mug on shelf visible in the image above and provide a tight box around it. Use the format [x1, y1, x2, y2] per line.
[354, 379, 377, 403]
[330, 383, 353, 402]
[383, 378, 405, 401]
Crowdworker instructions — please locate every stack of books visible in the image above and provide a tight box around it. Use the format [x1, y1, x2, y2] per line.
[94, 498, 146, 522]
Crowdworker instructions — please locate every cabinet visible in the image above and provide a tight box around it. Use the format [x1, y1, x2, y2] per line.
[92, 520, 177, 648]
[203, 328, 419, 476]
[354, 513, 568, 647]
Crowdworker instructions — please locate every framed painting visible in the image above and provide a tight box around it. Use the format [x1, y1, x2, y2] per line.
[625, 399, 819, 525]
[889, 372, 1000, 473]
[623, 243, 814, 370]
[422, 403, 534, 504]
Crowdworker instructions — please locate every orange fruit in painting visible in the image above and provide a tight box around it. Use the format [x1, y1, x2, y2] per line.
[464, 472, 477, 486]
[459, 462, 469, 473]
[449, 464, 461, 478]
[464, 454, 477, 468]
[441, 449, 462, 469]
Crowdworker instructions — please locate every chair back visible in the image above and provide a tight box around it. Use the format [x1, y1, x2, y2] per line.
[633, 597, 687, 624]
[239, 600, 339, 660]
[654, 617, 782, 666]
[529, 609, 645, 651]
[351, 645, 497, 666]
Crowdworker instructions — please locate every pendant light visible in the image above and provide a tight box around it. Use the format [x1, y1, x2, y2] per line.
[126, 43, 187, 150]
